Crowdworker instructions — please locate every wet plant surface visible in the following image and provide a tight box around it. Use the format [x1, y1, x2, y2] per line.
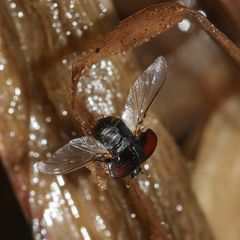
[0, 1, 240, 240]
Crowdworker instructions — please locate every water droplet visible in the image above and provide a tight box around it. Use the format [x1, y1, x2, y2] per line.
[62, 110, 68, 116]
[18, 11, 24, 18]
[41, 139, 47, 145]
[45, 116, 52, 123]
[66, 30, 71, 36]
[198, 10, 207, 17]
[62, 59, 67, 64]
[130, 213, 136, 219]
[8, 108, 14, 114]
[176, 204, 183, 212]
[6, 79, 12, 86]
[178, 19, 191, 32]
[9, 131, 16, 137]
[144, 180, 150, 186]
[15, 87, 21, 96]
[10, 2, 16, 9]
[144, 164, 149, 170]
[65, 12, 72, 19]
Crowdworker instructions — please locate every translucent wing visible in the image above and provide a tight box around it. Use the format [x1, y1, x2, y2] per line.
[121, 56, 167, 133]
[36, 136, 109, 174]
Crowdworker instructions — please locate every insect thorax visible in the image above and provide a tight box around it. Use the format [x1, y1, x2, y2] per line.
[93, 116, 134, 154]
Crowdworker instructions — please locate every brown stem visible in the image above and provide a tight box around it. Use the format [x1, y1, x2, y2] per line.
[130, 180, 168, 240]
[72, 2, 240, 110]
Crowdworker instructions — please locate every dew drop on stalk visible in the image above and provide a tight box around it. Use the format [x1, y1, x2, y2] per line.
[176, 204, 183, 212]
[178, 19, 191, 32]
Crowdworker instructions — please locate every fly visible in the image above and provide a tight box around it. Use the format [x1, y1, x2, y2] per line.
[36, 56, 167, 178]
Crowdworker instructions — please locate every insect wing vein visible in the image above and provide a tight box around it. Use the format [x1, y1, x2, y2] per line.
[121, 56, 167, 133]
[36, 136, 109, 174]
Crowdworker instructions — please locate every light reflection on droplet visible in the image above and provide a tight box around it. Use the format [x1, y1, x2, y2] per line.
[30, 190, 35, 197]
[41, 139, 47, 145]
[71, 205, 80, 218]
[145, 180, 150, 186]
[6, 79, 12, 86]
[41, 229, 47, 236]
[43, 209, 53, 227]
[10, 101, 16, 107]
[64, 190, 80, 218]
[30, 116, 41, 130]
[98, 2, 107, 14]
[9, 131, 16, 137]
[139, 180, 150, 193]
[62, 110, 68, 116]
[65, 12, 72, 19]
[13, 95, 18, 101]
[130, 213, 136, 219]
[45, 0, 66, 42]
[17, 11, 24, 18]
[65, 31, 71, 37]
[29, 151, 40, 158]
[76, 29, 82, 36]
[96, 215, 106, 231]
[99, 195, 105, 202]
[105, 230, 111, 237]
[199, 9, 207, 17]
[62, 59, 67, 65]
[8, 108, 14, 114]
[56, 175, 65, 187]
[178, 19, 191, 32]
[80, 227, 91, 240]
[45, 116, 52, 123]
[78, 59, 122, 116]
[176, 204, 183, 212]
[144, 163, 149, 170]
[30, 133, 36, 140]
[33, 177, 39, 184]
[10, 2, 16, 9]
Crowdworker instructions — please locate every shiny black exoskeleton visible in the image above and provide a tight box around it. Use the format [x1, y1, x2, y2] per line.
[93, 116, 157, 179]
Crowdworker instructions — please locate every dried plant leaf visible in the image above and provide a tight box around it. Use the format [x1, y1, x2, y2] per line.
[193, 96, 240, 240]
[0, 1, 219, 239]
[72, 2, 240, 105]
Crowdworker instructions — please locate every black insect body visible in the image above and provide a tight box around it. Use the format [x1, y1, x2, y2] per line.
[93, 116, 157, 178]
[36, 56, 167, 178]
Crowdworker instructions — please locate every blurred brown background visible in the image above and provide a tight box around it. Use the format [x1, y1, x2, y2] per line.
[0, 0, 239, 239]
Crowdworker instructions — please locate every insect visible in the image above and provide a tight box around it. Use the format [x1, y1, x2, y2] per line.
[36, 56, 167, 178]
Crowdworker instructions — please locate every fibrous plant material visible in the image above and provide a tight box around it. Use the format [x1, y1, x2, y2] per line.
[200, 0, 240, 41]
[193, 96, 240, 240]
[1, 0, 235, 239]
[72, 2, 240, 102]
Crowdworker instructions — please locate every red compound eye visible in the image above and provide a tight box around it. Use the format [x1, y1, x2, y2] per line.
[142, 129, 157, 158]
